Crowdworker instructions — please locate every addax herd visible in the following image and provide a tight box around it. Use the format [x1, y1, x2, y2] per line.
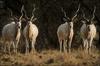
[1, 4, 97, 54]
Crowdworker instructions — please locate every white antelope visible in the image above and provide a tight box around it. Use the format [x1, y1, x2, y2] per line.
[23, 5, 38, 54]
[80, 7, 97, 53]
[57, 5, 80, 52]
[2, 6, 24, 54]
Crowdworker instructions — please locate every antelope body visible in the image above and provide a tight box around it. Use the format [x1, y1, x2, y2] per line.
[57, 4, 80, 52]
[80, 7, 97, 53]
[2, 6, 24, 54]
[23, 5, 39, 54]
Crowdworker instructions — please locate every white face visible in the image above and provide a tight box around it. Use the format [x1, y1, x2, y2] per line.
[69, 22, 73, 28]
[16, 22, 21, 29]
[27, 21, 32, 26]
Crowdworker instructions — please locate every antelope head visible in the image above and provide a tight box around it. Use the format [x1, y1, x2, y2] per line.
[15, 5, 26, 30]
[71, 4, 80, 23]
[61, 7, 71, 22]
[28, 4, 37, 26]
[82, 6, 96, 25]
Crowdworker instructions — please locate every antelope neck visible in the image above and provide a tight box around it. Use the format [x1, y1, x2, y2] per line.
[27, 24, 32, 39]
[15, 27, 21, 40]
[68, 22, 73, 28]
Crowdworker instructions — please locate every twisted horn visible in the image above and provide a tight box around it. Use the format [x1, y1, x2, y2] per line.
[19, 5, 23, 20]
[61, 7, 70, 21]
[91, 6, 96, 21]
[72, 4, 80, 21]
[8, 8, 13, 17]
[30, 4, 36, 21]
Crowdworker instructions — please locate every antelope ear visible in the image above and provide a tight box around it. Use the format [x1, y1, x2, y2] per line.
[32, 18, 37, 22]
[14, 18, 19, 23]
[81, 20, 86, 23]
[63, 18, 67, 22]
[10, 18, 14, 21]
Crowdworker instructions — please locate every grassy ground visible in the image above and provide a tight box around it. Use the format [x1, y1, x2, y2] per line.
[0, 49, 100, 66]
[0, 38, 100, 66]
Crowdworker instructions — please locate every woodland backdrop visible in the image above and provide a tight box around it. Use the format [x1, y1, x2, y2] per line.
[0, 0, 100, 51]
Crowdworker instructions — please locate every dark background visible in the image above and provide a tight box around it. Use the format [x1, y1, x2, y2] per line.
[0, 0, 100, 51]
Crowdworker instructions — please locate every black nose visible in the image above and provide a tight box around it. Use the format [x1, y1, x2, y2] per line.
[18, 26, 21, 28]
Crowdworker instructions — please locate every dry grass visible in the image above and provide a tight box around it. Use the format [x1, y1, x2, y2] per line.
[0, 38, 100, 66]
[0, 49, 100, 66]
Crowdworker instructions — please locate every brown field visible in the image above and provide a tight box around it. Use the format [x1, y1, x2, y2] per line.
[0, 39, 100, 66]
